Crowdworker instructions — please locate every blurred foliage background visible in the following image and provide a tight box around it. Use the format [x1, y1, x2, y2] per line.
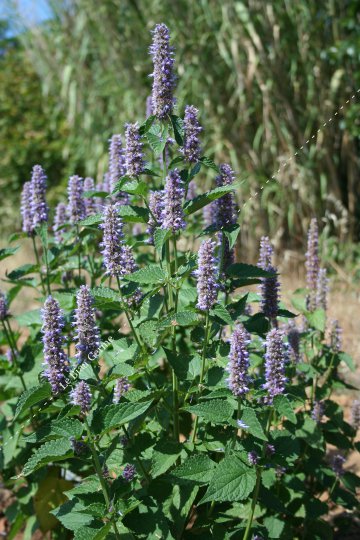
[1, 0, 360, 257]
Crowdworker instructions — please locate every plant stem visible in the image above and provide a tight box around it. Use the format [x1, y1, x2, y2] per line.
[115, 276, 144, 353]
[242, 408, 273, 540]
[2, 321, 27, 391]
[76, 224, 82, 279]
[84, 420, 121, 540]
[191, 311, 210, 443]
[32, 235, 46, 295]
[171, 235, 180, 441]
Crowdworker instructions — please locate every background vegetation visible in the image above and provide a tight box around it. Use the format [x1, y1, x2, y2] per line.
[2, 0, 360, 253]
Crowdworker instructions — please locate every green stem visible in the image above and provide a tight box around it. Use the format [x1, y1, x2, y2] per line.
[191, 311, 210, 443]
[76, 225, 81, 279]
[242, 408, 273, 540]
[2, 321, 26, 391]
[32, 235, 46, 295]
[115, 276, 144, 353]
[171, 235, 180, 440]
[84, 420, 121, 540]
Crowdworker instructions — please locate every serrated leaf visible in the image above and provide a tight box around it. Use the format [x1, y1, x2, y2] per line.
[164, 349, 201, 380]
[16, 309, 42, 326]
[305, 309, 326, 332]
[24, 418, 83, 443]
[170, 115, 184, 145]
[223, 224, 241, 249]
[226, 263, 276, 279]
[169, 156, 184, 169]
[210, 304, 233, 325]
[92, 400, 153, 434]
[184, 399, 233, 424]
[0, 246, 19, 261]
[146, 126, 168, 155]
[15, 383, 52, 418]
[151, 439, 182, 478]
[184, 183, 241, 216]
[118, 205, 149, 223]
[199, 156, 219, 172]
[199, 456, 256, 504]
[160, 311, 199, 328]
[51, 499, 93, 531]
[240, 407, 267, 440]
[73, 523, 112, 540]
[22, 439, 73, 476]
[139, 114, 156, 135]
[79, 213, 103, 227]
[169, 454, 216, 485]
[154, 228, 171, 256]
[273, 395, 297, 424]
[263, 516, 285, 538]
[7, 264, 37, 280]
[124, 264, 166, 284]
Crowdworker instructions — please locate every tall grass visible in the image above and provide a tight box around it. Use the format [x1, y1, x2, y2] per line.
[9, 0, 360, 246]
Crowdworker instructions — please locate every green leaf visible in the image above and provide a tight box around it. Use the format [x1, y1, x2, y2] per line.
[160, 311, 199, 328]
[151, 439, 183, 478]
[78, 213, 103, 227]
[154, 228, 171, 256]
[139, 114, 156, 135]
[223, 224, 241, 249]
[124, 264, 166, 284]
[170, 115, 184, 145]
[263, 516, 285, 538]
[164, 349, 201, 381]
[36, 223, 48, 251]
[22, 439, 73, 476]
[226, 263, 276, 279]
[91, 286, 120, 310]
[240, 408, 267, 440]
[118, 204, 149, 223]
[50, 499, 93, 531]
[16, 309, 42, 327]
[146, 123, 168, 155]
[339, 352, 355, 371]
[169, 454, 216, 485]
[184, 183, 241, 216]
[15, 383, 52, 419]
[199, 156, 219, 172]
[273, 395, 297, 424]
[184, 399, 233, 424]
[73, 523, 112, 540]
[0, 246, 19, 261]
[169, 156, 184, 169]
[25, 418, 83, 443]
[305, 309, 326, 332]
[210, 304, 233, 325]
[92, 400, 153, 434]
[113, 178, 148, 196]
[7, 264, 37, 280]
[199, 456, 256, 504]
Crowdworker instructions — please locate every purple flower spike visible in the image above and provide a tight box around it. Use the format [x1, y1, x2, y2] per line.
[83, 177, 98, 216]
[214, 164, 237, 229]
[161, 169, 185, 233]
[53, 203, 68, 243]
[248, 451, 259, 466]
[351, 400, 360, 430]
[41, 296, 70, 394]
[257, 237, 280, 322]
[113, 377, 131, 404]
[311, 401, 325, 424]
[305, 218, 320, 311]
[74, 286, 100, 364]
[186, 180, 197, 200]
[196, 239, 219, 311]
[122, 463, 136, 482]
[30, 165, 49, 228]
[263, 329, 287, 402]
[287, 321, 301, 363]
[0, 291, 9, 321]
[316, 268, 329, 311]
[21, 181, 34, 235]
[125, 123, 145, 178]
[203, 202, 217, 228]
[226, 324, 251, 396]
[120, 246, 143, 306]
[146, 95, 154, 117]
[183, 105, 202, 164]
[332, 454, 345, 476]
[108, 134, 129, 204]
[149, 23, 176, 119]
[100, 203, 124, 277]
[330, 320, 342, 352]
[67, 175, 86, 224]
[102, 172, 111, 193]
[147, 190, 164, 244]
[71, 380, 92, 415]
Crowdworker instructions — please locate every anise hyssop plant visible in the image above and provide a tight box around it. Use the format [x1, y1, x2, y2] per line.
[0, 22, 359, 540]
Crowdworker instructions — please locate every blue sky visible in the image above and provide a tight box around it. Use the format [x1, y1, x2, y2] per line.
[2, 0, 51, 31]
